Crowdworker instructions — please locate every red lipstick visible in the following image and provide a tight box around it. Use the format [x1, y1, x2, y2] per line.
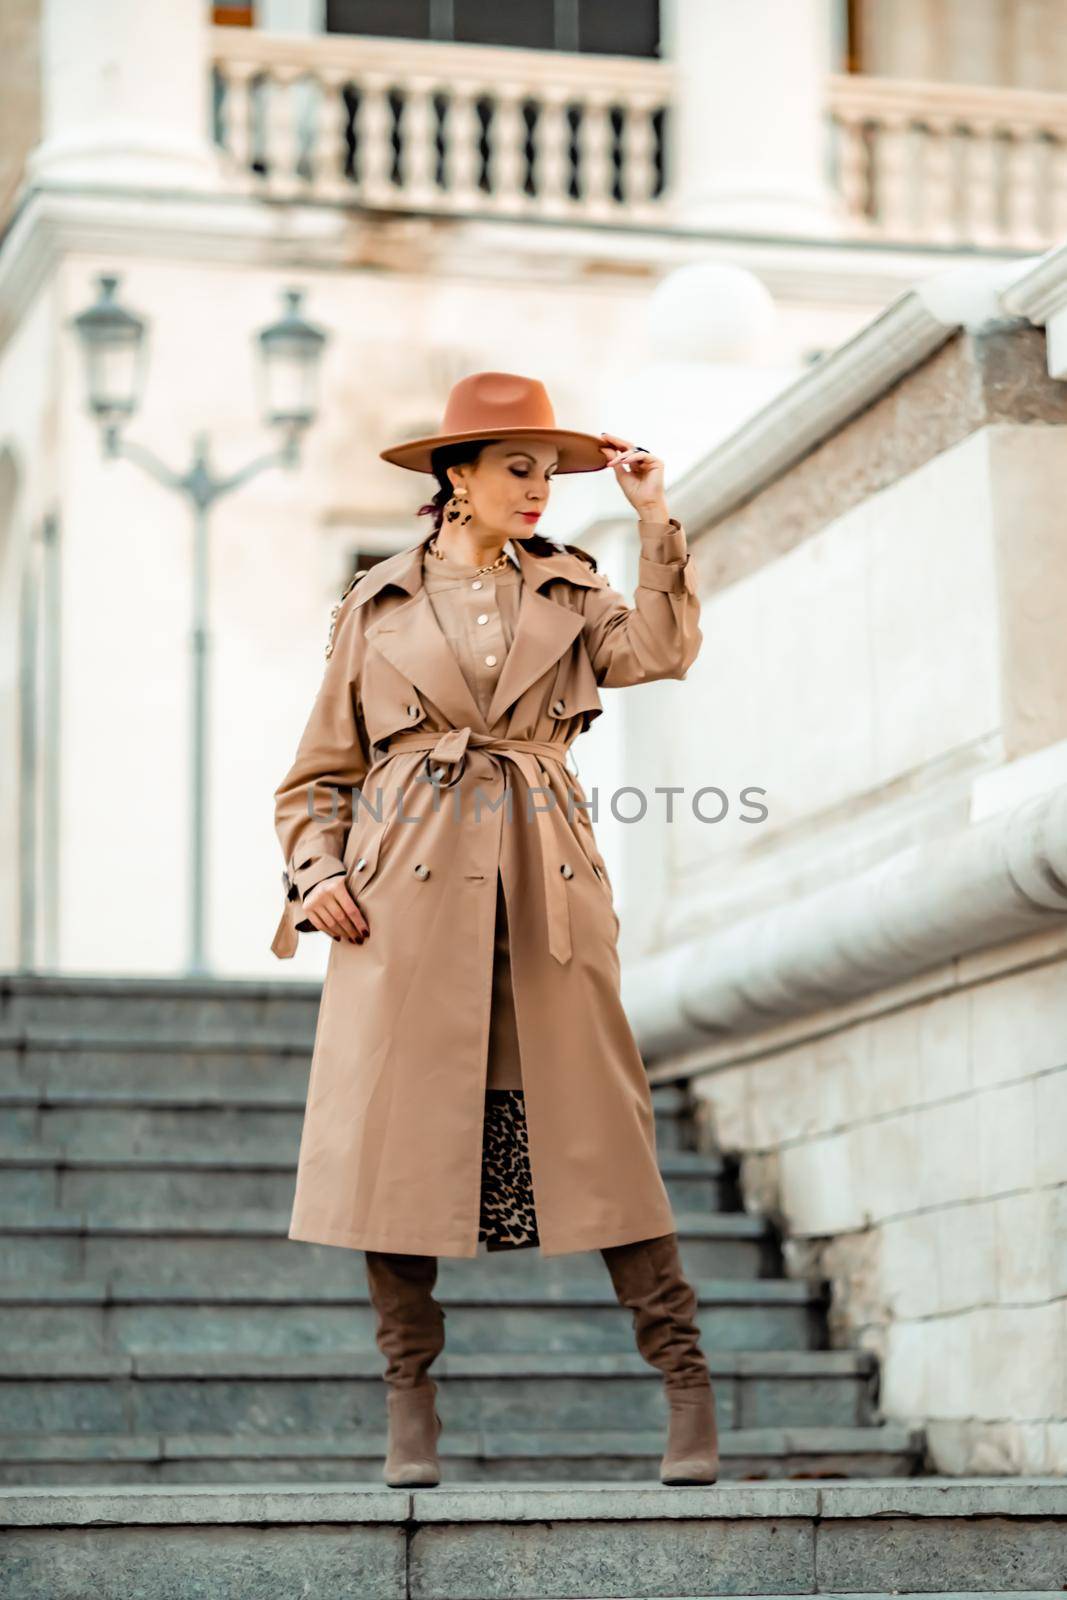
[519, 511, 541, 523]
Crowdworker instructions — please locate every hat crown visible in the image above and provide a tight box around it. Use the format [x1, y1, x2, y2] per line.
[379, 369, 606, 474]
[440, 371, 556, 437]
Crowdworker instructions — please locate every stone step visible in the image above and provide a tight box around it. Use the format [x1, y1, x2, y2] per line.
[2, 1480, 1064, 1598]
[0, 1348, 876, 1435]
[0, 1207, 777, 1283]
[0, 1045, 693, 1147]
[0, 1274, 825, 1356]
[0, 1144, 730, 1215]
[0, 1423, 923, 1486]
[0, 1041, 688, 1114]
[7, 1099, 692, 1155]
[0, 975, 322, 1040]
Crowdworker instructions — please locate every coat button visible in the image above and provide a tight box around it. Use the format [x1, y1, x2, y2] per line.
[407, 703, 420, 718]
[539, 768, 551, 785]
[414, 863, 431, 880]
[560, 863, 574, 879]
[551, 698, 565, 715]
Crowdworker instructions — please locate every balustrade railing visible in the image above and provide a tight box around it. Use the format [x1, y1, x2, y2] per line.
[211, 28, 672, 223]
[828, 72, 1067, 248]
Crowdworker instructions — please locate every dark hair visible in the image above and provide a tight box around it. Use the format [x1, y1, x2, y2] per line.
[416, 437, 600, 572]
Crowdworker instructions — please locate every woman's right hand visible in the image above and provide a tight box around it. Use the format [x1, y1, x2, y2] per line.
[304, 875, 369, 943]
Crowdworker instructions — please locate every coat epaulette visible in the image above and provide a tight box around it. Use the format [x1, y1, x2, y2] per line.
[560, 541, 599, 573]
[324, 569, 369, 659]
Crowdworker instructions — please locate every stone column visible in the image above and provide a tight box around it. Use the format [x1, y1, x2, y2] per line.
[28, 0, 220, 191]
[662, 0, 844, 235]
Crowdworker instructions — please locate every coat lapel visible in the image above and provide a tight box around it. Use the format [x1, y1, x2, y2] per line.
[358, 531, 601, 733]
[366, 589, 491, 733]
[483, 584, 585, 729]
[481, 536, 603, 729]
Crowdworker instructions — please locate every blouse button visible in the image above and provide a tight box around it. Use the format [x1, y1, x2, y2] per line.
[485, 654, 497, 666]
[560, 863, 574, 879]
[356, 857, 367, 870]
[413, 863, 431, 880]
[477, 613, 489, 625]
[471, 580, 483, 590]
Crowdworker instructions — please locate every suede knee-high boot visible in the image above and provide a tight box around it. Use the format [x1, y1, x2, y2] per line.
[600, 1231, 719, 1486]
[364, 1250, 447, 1487]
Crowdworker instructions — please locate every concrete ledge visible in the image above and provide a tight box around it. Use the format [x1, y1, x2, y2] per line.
[0, 1483, 411, 1526]
[5, 1479, 1062, 1599]
[3, 1474, 1063, 1522]
[625, 780, 1067, 1062]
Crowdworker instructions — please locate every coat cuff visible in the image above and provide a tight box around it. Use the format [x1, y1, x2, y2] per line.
[637, 518, 692, 593]
[291, 853, 348, 900]
[637, 516, 685, 560]
[272, 859, 347, 960]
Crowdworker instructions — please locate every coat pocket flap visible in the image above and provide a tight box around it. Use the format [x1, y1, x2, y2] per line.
[361, 651, 428, 749]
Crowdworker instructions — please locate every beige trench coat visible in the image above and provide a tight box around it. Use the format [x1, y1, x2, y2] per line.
[272, 520, 701, 1257]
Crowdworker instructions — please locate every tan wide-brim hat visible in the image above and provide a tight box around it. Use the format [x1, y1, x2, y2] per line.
[379, 371, 609, 474]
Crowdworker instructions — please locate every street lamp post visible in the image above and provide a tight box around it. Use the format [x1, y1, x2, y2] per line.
[71, 275, 328, 976]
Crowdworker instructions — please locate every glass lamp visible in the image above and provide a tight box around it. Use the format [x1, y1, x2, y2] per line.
[256, 287, 327, 432]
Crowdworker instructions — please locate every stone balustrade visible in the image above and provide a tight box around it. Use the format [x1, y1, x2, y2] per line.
[827, 72, 1067, 248]
[209, 27, 672, 223]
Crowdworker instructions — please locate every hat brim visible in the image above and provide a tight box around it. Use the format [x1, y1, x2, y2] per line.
[379, 427, 609, 475]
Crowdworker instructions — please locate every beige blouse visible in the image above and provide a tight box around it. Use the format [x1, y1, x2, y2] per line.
[421, 539, 523, 723]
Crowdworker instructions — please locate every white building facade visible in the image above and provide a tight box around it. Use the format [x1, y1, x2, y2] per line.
[2, 0, 1067, 1474]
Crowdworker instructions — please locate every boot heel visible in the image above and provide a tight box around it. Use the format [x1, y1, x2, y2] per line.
[383, 1380, 444, 1487]
[660, 1382, 719, 1486]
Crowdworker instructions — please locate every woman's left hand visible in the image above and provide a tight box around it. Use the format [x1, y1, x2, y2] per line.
[599, 432, 670, 522]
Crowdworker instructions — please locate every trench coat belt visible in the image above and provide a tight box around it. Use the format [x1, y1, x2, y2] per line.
[386, 725, 575, 965]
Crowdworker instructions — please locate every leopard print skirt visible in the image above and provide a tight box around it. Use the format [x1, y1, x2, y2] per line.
[478, 1089, 540, 1252]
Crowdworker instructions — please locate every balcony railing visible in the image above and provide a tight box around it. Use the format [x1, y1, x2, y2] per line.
[210, 28, 672, 223]
[828, 72, 1067, 248]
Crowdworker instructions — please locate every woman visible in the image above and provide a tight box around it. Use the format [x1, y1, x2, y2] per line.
[271, 372, 717, 1489]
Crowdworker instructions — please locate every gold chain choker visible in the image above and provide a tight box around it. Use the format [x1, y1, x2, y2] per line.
[428, 535, 510, 576]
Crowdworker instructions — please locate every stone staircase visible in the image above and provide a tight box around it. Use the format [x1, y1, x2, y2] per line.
[1, 975, 1064, 1598]
[0, 973, 919, 1489]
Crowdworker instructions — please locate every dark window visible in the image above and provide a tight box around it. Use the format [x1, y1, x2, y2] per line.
[326, 0, 660, 57]
[579, 0, 659, 56]
[326, 0, 430, 39]
[453, 0, 555, 50]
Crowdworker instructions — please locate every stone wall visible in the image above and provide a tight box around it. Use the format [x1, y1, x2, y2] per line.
[648, 304, 1067, 1476]
[691, 929, 1067, 1475]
